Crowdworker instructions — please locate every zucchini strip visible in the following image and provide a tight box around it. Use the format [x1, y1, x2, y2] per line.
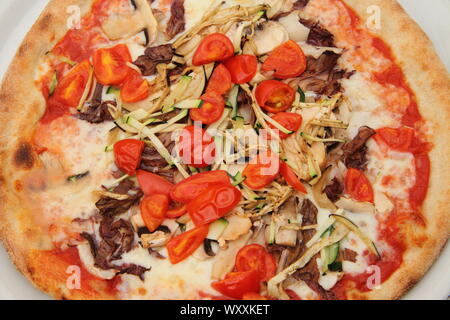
[330, 214, 381, 259]
[300, 132, 345, 143]
[267, 223, 349, 299]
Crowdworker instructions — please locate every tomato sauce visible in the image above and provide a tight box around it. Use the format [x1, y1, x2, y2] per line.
[328, 0, 431, 298]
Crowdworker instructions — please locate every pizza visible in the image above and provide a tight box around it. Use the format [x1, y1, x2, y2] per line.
[0, 0, 449, 300]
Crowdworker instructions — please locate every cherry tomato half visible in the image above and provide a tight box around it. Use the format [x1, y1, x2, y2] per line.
[53, 60, 92, 108]
[235, 244, 277, 282]
[206, 64, 232, 95]
[93, 44, 132, 86]
[114, 139, 145, 176]
[120, 71, 150, 103]
[242, 293, 269, 300]
[223, 55, 258, 84]
[190, 91, 225, 124]
[179, 125, 216, 168]
[280, 161, 307, 194]
[255, 80, 295, 113]
[211, 270, 261, 299]
[170, 170, 231, 203]
[374, 127, 414, 152]
[136, 170, 174, 196]
[345, 168, 374, 203]
[262, 40, 306, 79]
[140, 194, 170, 232]
[268, 112, 303, 139]
[243, 151, 280, 190]
[192, 33, 234, 66]
[187, 184, 242, 226]
[166, 225, 210, 264]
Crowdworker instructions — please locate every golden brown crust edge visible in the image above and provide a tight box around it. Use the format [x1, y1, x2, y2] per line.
[341, 0, 450, 300]
[0, 0, 104, 300]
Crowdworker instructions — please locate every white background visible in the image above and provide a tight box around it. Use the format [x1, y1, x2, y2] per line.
[0, 0, 448, 300]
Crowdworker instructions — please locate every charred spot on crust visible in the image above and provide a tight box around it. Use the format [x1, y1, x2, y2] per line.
[37, 13, 52, 32]
[14, 143, 35, 170]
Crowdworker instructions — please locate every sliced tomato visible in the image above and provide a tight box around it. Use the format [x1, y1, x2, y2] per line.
[268, 112, 303, 139]
[285, 289, 301, 300]
[192, 33, 234, 66]
[120, 71, 150, 103]
[223, 55, 258, 84]
[243, 151, 280, 190]
[178, 125, 216, 168]
[92, 44, 132, 86]
[280, 161, 307, 194]
[140, 194, 170, 232]
[374, 127, 414, 152]
[206, 64, 232, 95]
[345, 168, 374, 203]
[136, 170, 174, 196]
[190, 91, 225, 124]
[166, 225, 210, 264]
[170, 170, 231, 203]
[410, 153, 430, 208]
[187, 185, 242, 226]
[166, 202, 187, 219]
[242, 293, 269, 300]
[255, 80, 295, 113]
[235, 244, 277, 282]
[113, 139, 145, 176]
[211, 270, 261, 299]
[261, 40, 306, 79]
[53, 60, 92, 108]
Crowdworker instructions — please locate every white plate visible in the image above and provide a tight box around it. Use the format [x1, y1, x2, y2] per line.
[0, 0, 448, 300]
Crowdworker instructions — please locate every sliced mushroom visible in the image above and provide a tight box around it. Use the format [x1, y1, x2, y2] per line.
[212, 231, 252, 280]
[134, 0, 159, 46]
[275, 197, 299, 247]
[310, 142, 326, 169]
[141, 231, 170, 248]
[266, 0, 287, 19]
[278, 12, 310, 42]
[335, 197, 375, 214]
[252, 21, 289, 55]
[312, 166, 337, 211]
[101, 12, 145, 40]
[77, 243, 116, 280]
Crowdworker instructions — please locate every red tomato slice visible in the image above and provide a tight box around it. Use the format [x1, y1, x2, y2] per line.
[170, 170, 231, 203]
[166, 202, 187, 219]
[211, 270, 261, 299]
[345, 168, 374, 203]
[136, 170, 174, 196]
[192, 33, 234, 66]
[178, 125, 216, 168]
[113, 139, 145, 176]
[242, 293, 269, 300]
[268, 112, 303, 139]
[235, 244, 277, 282]
[223, 55, 258, 84]
[261, 40, 306, 79]
[206, 64, 232, 95]
[140, 194, 170, 232]
[374, 127, 414, 152]
[243, 151, 280, 190]
[255, 80, 295, 113]
[285, 289, 301, 300]
[120, 71, 150, 103]
[190, 91, 225, 124]
[166, 225, 210, 264]
[53, 60, 92, 108]
[410, 153, 430, 208]
[187, 185, 242, 226]
[280, 161, 307, 194]
[93, 44, 132, 86]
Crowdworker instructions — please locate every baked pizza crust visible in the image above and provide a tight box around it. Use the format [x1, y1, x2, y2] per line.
[0, 0, 448, 300]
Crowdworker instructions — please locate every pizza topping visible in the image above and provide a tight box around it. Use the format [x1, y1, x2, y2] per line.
[243, 151, 280, 190]
[136, 170, 174, 196]
[324, 178, 344, 203]
[113, 139, 145, 176]
[133, 44, 174, 76]
[93, 44, 132, 86]
[166, 225, 210, 264]
[166, 0, 186, 40]
[190, 91, 226, 124]
[223, 55, 258, 85]
[192, 33, 235, 66]
[344, 168, 374, 203]
[140, 194, 170, 232]
[79, 100, 115, 123]
[300, 19, 335, 48]
[342, 126, 376, 170]
[293, 0, 310, 10]
[95, 179, 144, 216]
[255, 80, 295, 113]
[178, 125, 216, 168]
[261, 40, 307, 79]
